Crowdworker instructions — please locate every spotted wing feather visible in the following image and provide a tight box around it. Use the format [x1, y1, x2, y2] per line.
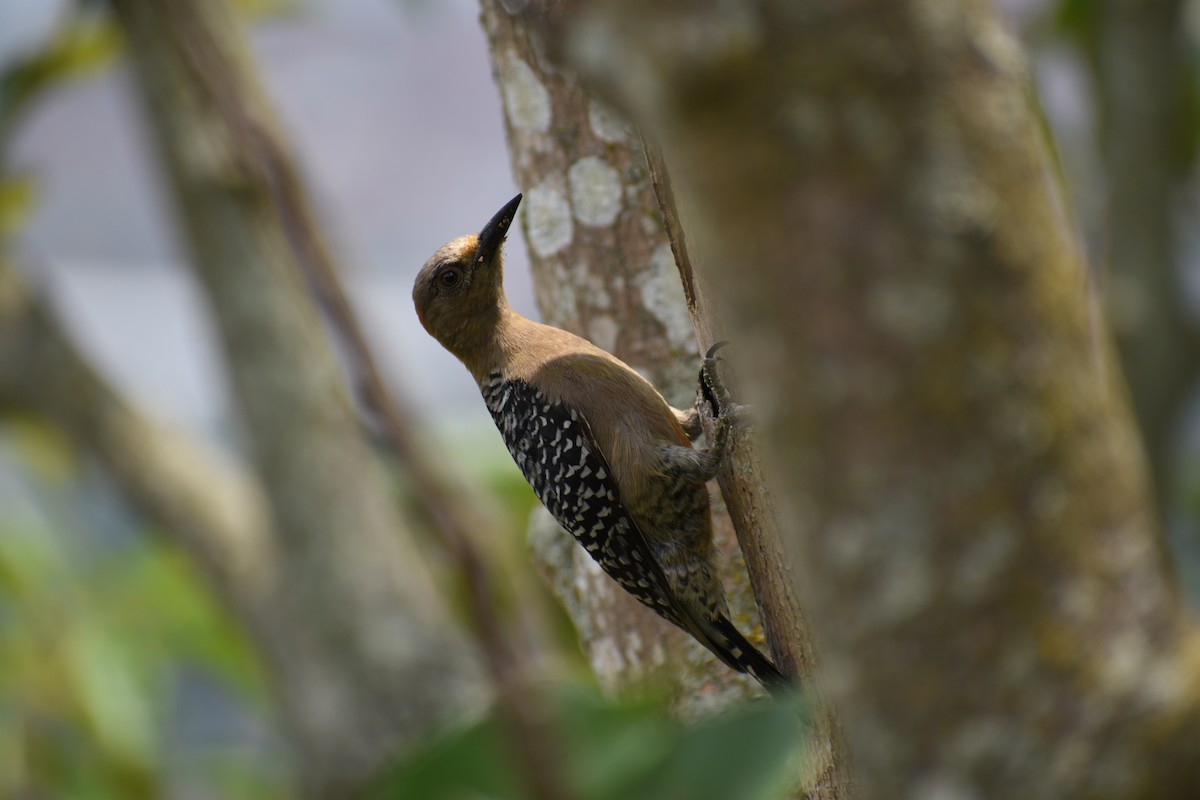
[482, 373, 686, 628]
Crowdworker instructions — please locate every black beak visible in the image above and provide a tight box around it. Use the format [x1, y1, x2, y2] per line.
[475, 193, 522, 269]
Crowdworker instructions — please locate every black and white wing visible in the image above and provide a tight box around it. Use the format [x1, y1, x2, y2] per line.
[481, 372, 686, 628]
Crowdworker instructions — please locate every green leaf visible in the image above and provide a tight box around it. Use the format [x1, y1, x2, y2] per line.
[629, 700, 803, 800]
[65, 622, 157, 770]
[364, 685, 805, 800]
[362, 714, 523, 800]
[1052, 0, 1099, 42]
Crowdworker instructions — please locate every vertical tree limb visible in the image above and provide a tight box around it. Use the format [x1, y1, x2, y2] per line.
[479, 0, 781, 712]
[572, 0, 1200, 795]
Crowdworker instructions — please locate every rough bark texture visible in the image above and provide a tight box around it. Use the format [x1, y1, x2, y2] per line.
[479, 0, 783, 713]
[1096, 0, 1194, 501]
[107, 1, 479, 795]
[570, 0, 1200, 797]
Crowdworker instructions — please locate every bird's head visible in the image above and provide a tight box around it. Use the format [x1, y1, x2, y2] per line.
[413, 193, 521, 358]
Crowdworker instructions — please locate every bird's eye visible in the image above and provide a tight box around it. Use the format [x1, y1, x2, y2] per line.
[437, 267, 463, 290]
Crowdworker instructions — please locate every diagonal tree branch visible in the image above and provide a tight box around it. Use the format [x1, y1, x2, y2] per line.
[108, 1, 572, 796]
[107, 0, 484, 794]
[0, 258, 273, 630]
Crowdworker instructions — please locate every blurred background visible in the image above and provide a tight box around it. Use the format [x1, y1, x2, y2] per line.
[0, 0, 1198, 797]
[4, 0, 538, 434]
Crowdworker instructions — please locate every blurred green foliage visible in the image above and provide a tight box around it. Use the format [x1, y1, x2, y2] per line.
[0, 424, 280, 799]
[364, 685, 805, 800]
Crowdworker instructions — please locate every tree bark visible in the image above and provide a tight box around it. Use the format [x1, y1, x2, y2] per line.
[570, 0, 1200, 796]
[480, 4, 849, 794]
[106, 1, 479, 795]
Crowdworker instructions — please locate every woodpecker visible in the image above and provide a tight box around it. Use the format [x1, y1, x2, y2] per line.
[413, 194, 787, 692]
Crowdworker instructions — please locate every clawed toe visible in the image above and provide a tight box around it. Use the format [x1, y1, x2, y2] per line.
[700, 353, 733, 417]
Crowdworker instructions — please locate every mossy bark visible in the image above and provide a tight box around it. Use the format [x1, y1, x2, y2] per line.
[568, 0, 1200, 796]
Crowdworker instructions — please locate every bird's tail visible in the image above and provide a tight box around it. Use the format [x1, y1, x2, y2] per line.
[703, 615, 793, 697]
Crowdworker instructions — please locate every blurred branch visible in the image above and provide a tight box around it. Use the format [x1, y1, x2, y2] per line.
[108, 0, 482, 795]
[214, 53, 573, 800]
[0, 258, 273, 629]
[1095, 0, 1196, 499]
[108, 0, 570, 797]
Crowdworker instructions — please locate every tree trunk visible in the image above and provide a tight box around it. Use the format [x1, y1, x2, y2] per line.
[479, 0, 760, 708]
[480, 3, 849, 794]
[480, 0, 739, 705]
[570, 0, 1200, 796]
[107, 1, 479, 795]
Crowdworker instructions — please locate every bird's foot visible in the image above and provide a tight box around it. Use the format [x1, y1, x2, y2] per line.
[700, 341, 752, 427]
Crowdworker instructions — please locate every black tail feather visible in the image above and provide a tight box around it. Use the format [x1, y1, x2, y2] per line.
[706, 615, 793, 697]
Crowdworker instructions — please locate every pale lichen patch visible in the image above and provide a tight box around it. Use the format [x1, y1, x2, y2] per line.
[1141, 650, 1189, 708]
[500, 50, 551, 134]
[648, 638, 667, 666]
[827, 514, 871, 569]
[912, 770, 982, 800]
[952, 520, 1018, 601]
[623, 629, 644, 668]
[671, 5, 762, 66]
[591, 635, 626, 685]
[844, 96, 898, 165]
[875, 550, 933, 622]
[821, 653, 861, 700]
[966, 12, 1026, 78]
[910, 0, 964, 54]
[585, 272, 612, 310]
[946, 718, 1012, 766]
[1030, 475, 1069, 522]
[526, 182, 574, 257]
[1059, 577, 1101, 625]
[781, 96, 834, 151]
[919, 133, 998, 235]
[637, 244, 696, 351]
[865, 277, 952, 346]
[568, 156, 624, 227]
[1100, 630, 1151, 695]
[589, 98, 630, 142]
[589, 314, 619, 353]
